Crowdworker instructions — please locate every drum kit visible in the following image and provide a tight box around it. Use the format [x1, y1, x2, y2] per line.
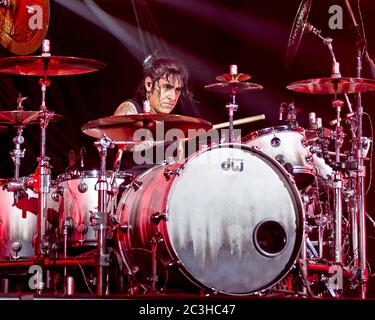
[0, 0, 374, 299]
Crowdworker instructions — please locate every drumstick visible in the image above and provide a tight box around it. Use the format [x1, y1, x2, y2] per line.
[212, 114, 266, 129]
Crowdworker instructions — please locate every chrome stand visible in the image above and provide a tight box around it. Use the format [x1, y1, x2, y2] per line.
[94, 135, 114, 296]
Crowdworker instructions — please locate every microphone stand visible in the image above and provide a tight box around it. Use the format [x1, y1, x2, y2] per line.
[344, 0, 369, 299]
[304, 24, 348, 296]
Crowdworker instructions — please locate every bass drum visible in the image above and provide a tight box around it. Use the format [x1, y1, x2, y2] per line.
[116, 144, 304, 295]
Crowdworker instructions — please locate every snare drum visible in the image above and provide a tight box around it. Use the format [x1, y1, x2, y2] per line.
[116, 144, 304, 295]
[0, 181, 38, 259]
[243, 126, 315, 189]
[49, 170, 130, 249]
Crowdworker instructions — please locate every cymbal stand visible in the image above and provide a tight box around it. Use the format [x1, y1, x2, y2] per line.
[305, 24, 351, 295]
[343, 0, 369, 297]
[226, 93, 238, 143]
[354, 50, 368, 299]
[332, 98, 345, 267]
[34, 40, 56, 258]
[94, 135, 115, 296]
[10, 95, 28, 180]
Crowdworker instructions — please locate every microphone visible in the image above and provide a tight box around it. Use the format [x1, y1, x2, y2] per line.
[279, 102, 287, 121]
[80, 147, 86, 168]
[329, 112, 355, 126]
[3, 182, 25, 192]
[68, 149, 75, 168]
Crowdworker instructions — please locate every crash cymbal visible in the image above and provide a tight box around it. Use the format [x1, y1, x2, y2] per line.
[204, 81, 263, 94]
[81, 113, 213, 141]
[0, 110, 63, 125]
[285, 0, 312, 69]
[0, 0, 50, 55]
[287, 77, 375, 94]
[0, 55, 106, 76]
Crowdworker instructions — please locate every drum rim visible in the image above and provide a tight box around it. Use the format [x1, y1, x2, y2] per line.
[242, 125, 305, 143]
[54, 169, 130, 183]
[163, 143, 305, 295]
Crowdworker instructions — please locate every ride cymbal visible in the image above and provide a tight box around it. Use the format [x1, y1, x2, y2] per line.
[81, 113, 213, 142]
[0, 55, 106, 76]
[286, 77, 375, 94]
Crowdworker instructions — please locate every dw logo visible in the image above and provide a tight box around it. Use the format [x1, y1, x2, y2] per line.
[221, 158, 244, 172]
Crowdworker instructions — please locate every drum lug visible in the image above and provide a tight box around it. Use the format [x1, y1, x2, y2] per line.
[151, 212, 168, 223]
[167, 259, 182, 268]
[119, 222, 129, 233]
[305, 155, 314, 165]
[164, 168, 182, 180]
[270, 136, 281, 148]
[131, 180, 143, 191]
[78, 181, 88, 193]
[51, 185, 64, 202]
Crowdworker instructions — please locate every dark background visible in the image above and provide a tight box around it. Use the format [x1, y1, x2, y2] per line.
[0, 0, 375, 296]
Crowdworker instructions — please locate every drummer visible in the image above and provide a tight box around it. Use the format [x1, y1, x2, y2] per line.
[114, 54, 194, 169]
[114, 54, 192, 116]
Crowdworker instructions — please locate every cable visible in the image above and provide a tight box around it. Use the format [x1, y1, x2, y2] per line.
[364, 112, 373, 194]
[73, 257, 95, 295]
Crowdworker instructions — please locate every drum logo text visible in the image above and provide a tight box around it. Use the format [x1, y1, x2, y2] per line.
[221, 158, 244, 172]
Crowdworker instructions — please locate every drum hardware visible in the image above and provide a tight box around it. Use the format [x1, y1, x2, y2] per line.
[279, 101, 300, 128]
[149, 233, 164, 294]
[204, 65, 263, 143]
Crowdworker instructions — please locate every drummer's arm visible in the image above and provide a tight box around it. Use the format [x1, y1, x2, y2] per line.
[114, 101, 138, 115]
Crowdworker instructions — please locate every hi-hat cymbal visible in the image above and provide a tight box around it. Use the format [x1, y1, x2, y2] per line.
[81, 113, 213, 142]
[0, 110, 63, 125]
[0, 55, 106, 76]
[0, 0, 50, 55]
[287, 77, 375, 94]
[204, 81, 263, 94]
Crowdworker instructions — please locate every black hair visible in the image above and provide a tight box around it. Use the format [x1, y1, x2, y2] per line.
[134, 53, 192, 104]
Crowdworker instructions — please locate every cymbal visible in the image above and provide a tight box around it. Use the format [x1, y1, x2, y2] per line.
[204, 81, 263, 94]
[216, 73, 251, 82]
[0, 0, 50, 55]
[81, 113, 213, 142]
[287, 77, 375, 94]
[0, 55, 106, 76]
[285, 0, 312, 69]
[0, 125, 9, 133]
[0, 110, 63, 125]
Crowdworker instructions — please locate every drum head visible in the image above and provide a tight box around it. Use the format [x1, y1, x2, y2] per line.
[165, 144, 304, 295]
